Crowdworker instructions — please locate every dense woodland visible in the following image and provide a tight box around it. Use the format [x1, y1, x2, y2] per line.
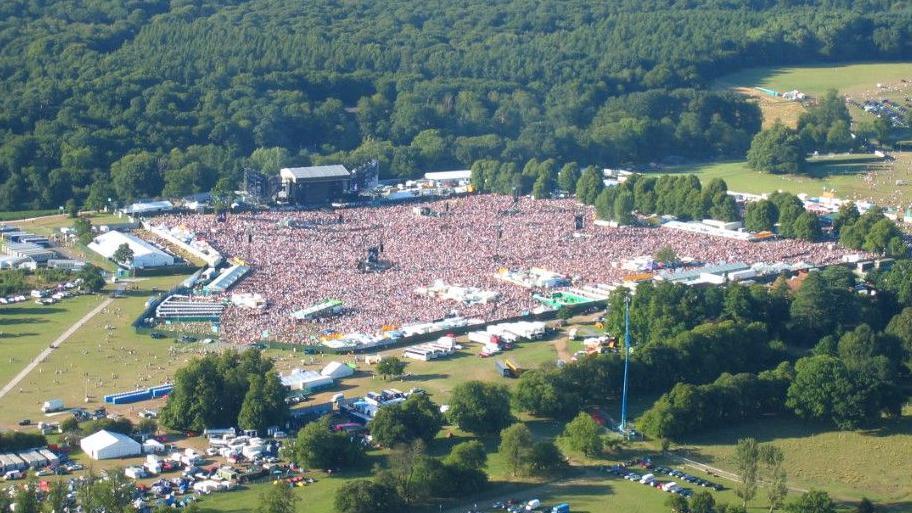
[1, 0, 911, 209]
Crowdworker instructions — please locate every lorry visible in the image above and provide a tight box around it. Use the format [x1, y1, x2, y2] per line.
[41, 399, 64, 413]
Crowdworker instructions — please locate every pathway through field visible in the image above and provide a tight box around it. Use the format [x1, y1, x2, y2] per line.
[0, 297, 113, 401]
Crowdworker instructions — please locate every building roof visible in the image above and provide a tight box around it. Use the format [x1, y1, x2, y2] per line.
[424, 170, 472, 181]
[81, 430, 141, 452]
[123, 200, 174, 215]
[87, 231, 174, 267]
[321, 361, 354, 379]
[281, 165, 350, 181]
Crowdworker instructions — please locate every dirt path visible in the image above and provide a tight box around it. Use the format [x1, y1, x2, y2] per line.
[0, 296, 113, 401]
[554, 336, 572, 361]
[675, 454, 809, 494]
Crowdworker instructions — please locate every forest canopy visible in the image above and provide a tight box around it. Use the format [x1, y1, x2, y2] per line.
[1, 0, 910, 209]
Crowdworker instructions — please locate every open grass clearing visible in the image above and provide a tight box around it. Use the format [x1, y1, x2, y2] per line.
[0, 275, 187, 427]
[0, 294, 105, 395]
[677, 405, 912, 509]
[657, 152, 912, 205]
[716, 62, 912, 98]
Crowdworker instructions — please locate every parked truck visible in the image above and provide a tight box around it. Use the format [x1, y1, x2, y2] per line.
[41, 399, 64, 413]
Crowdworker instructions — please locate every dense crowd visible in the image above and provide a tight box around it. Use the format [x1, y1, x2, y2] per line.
[157, 196, 853, 344]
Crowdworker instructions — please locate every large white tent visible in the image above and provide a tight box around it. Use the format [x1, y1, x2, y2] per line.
[321, 361, 354, 379]
[80, 430, 142, 460]
[88, 231, 175, 269]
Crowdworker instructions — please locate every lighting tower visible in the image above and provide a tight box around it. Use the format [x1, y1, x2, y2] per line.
[619, 294, 632, 436]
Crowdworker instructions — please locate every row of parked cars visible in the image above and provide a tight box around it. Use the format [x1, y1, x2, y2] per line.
[652, 465, 724, 491]
[607, 457, 726, 500]
[608, 466, 695, 498]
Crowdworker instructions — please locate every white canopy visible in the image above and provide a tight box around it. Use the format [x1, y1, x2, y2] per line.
[80, 430, 142, 460]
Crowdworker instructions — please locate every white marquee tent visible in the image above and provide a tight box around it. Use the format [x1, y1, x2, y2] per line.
[321, 361, 355, 379]
[80, 430, 142, 460]
[88, 231, 175, 269]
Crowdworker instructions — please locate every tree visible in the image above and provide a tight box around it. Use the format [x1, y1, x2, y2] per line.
[448, 381, 512, 434]
[112, 243, 134, 266]
[666, 494, 690, 513]
[734, 438, 760, 507]
[885, 308, 912, 372]
[136, 418, 158, 436]
[376, 357, 407, 379]
[747, 122, 804, 174]
[77, 264, 106, 293]
[557, 163, 580, 193]
[785, 355, 863, 429]
[499, 423, 534, 477]
[73, 216, 93, 245]
[575, 166, 604, 204]
[238, 373, 288, 435]
[744, 200, 777, 232]
[255, 483, 297, 513]
[789, 273, 842, 343]
[655, 246, 678, 266]
[691, 491, 716, 513]
[65, 199, 79, 218]
[561, 412, 603, 457]
[529, 440, 565, 475]
[211, 176, 236, 214]
[444, 440, 487, 471]
[878, 261, 912, 307]
[791, 211, 822, 242]
[863, 218, 903, 255]
[289, 417, 363, 470]
[60, 416, 80, 433]
[786, 491, 836, 513]
[111, 151, 162, 201]
[160, 350, 276, 431]
[761, 445, 787, 513]
[833, 202, 860, 234]
[855, 498, 876, 513]
[370, 394, 444, 446]
[614, 189, 634, 225]
[531, 172, 551, 199]
[334, 480, 404, 513]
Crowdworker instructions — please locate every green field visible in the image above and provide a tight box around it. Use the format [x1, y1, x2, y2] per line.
[658, 153, 911, 204]
[715, 62, 912, 97]
[679, 406, 912, 510]
[0, 294, 105, 392]
[0, 275, 186, 426]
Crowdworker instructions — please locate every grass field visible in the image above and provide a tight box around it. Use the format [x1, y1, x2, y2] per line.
[658, 152, 912, 204]
[0, 294, 106, 392]
[0, 275, 187, 427]
[679, 406, 912, 511]
[707, 61, 912, 203]
[716, 62, 912, 98]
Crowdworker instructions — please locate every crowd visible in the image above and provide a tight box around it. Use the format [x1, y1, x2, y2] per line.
[156, 196, 854, 344]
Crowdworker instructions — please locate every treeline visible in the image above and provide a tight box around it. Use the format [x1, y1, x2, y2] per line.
[471, 154, 907, 249]
[1, 0, 911, 208]
[639, 365, 792, 440]
[514, 317, 784, 420]
[743, 191, 822, 241]
[514, 262, 912, 438]
[159, 350, 287, 433]
[0, 431, 46, 452]
[836, 203, 907, 256]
